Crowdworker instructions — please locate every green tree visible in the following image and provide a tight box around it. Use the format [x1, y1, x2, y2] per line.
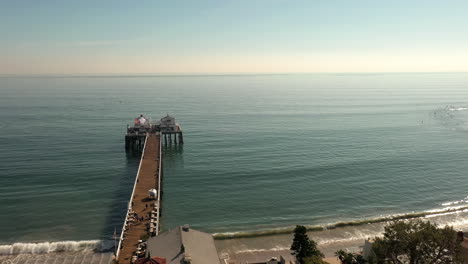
[304, 255, 330, 264]
[371, 220, 462, 264]
[291, 225, 324, 264]
[335, 250, 367, 264]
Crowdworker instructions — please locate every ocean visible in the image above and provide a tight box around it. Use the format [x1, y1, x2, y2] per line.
[1, 73, 468, 256]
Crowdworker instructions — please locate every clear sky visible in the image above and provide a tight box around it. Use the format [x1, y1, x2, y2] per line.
[2, 0, 468, 75]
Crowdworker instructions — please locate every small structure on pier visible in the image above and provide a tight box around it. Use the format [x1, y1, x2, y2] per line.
[126, 114, 183, 150]
[130, 114, 152, 133]
[148, 188, 158, 199]
[160, 115, 177, 131]
[158, 114, 183, 146]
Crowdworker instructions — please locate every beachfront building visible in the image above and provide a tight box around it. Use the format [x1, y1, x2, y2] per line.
[146, 225, 220, 264]
[362, 238, 374, 259]
[235, 256, 288, 264]
[134, 256, 167, 264]
[220, 252, 297, 264]
[457, 231, 468, 264]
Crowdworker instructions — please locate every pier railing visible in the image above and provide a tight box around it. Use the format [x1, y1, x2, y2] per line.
[156, 133, 162, 235]
[116, 135, 149, 258]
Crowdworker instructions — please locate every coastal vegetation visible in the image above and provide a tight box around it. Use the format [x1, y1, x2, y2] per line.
[291, 225, 328, 264]
[333, 220, 463, 264]
[370, 220, 462, 264]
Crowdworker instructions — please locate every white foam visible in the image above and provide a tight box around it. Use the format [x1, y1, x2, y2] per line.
[236, 246, 290, 254]
[0, 240, 113, 255]
[448, 107, 468, 111]
[441, 196, 468, 207]
[316, 231, 383, 245]
[426, 204, 468, 213]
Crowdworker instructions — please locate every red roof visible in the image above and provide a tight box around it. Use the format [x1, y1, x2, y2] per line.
[134, 257, 167, 264]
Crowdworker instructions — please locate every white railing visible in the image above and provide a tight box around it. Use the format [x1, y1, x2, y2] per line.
[116, 135, 148, 259]
[156, 133, 163, 235]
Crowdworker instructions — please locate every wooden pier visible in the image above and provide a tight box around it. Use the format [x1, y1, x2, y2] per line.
[117, 114, 183, 263]
[117, 133, 162, 263]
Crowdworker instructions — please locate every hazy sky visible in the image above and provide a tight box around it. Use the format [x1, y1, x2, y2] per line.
[2, 0, 468, 75]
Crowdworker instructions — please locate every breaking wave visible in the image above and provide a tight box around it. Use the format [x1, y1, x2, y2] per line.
[213, 205, 468, 240]
[447, 107, 468, 111]
[235, 246, 291, 254]
[441, 196, 468, 207]
[0, 240, 114, 255]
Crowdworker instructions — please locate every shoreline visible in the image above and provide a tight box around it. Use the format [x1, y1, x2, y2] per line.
[2, 205, 468, 261]
[3, 206, 468, 256]
[215, 209, 468, 260]
[213, 204, 468, 240]
[215, 224, 375, 260]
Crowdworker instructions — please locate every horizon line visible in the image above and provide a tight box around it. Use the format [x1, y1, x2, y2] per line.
[1, 71, 468, 78]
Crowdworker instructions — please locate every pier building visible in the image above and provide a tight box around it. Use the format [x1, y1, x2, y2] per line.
[125, 114, 183, 151]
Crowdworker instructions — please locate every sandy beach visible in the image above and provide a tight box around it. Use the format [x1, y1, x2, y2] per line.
[215, 230, 366, 263]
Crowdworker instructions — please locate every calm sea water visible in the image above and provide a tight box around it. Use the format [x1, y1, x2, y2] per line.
[1, 73, 468, 253]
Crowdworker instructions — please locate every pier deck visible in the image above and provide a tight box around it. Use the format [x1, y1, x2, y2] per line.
[118, 133, 161, 263]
